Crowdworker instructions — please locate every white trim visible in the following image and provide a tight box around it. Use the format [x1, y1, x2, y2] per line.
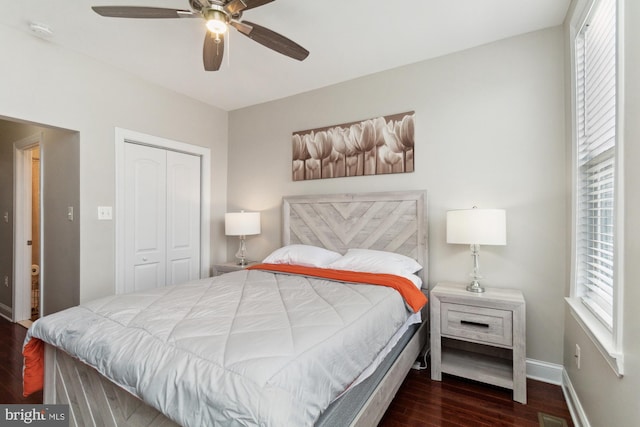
[562, 369, 591, 427]
[570, 0, 597, 32]
[568, 1, 589, 302]
[566, 297, 623, 376]
[612, 0, 625, 370]
[526, 358, 563, 385]
[114, 128, 211, 294]
[12, 133, 42, 323]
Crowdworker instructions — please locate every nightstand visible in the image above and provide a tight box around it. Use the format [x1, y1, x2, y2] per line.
[212, 261, 257, 276]
[430, 282, 526, 404]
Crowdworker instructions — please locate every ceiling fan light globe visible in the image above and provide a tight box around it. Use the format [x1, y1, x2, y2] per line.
[204, 8, 228, 34]
[206, 19, 227, 34]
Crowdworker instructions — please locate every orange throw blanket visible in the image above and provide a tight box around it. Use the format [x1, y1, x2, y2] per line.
[247, 263, 427, 313]
[22, 337, 44, 397]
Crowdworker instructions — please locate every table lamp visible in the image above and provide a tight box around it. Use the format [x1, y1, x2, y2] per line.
[446, 207, 506, 293]
[225, 211, 261, 266]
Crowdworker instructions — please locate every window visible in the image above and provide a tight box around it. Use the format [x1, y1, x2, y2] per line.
[569, 0, 623, 374]
[575, 0, 617, 329]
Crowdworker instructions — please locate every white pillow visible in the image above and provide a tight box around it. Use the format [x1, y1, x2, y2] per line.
[404, 274, 423, 290]
[262, 244, 342, 268]
[327, 248, 423, 277]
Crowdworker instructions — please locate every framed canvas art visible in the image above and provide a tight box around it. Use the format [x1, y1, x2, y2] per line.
[292, 111, 414, 181]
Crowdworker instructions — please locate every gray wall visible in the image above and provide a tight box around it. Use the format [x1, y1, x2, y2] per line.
[41, 129, 80, 315]
[562, 0, 640, 425]
[228, 27, 567, 364]
[0, 24, 229, 304]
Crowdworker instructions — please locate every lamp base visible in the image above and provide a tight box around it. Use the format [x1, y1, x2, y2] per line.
[235, 236, 248, 267]
[466, 280, 485, 293]
[466, 244, 485, 293]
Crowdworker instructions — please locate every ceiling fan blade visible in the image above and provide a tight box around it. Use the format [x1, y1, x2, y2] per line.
[224, 0, 249, 15]
[203, 32, 225, 71]
[242, 0, 275, 11]
[225, 0, 274, 15]
[229, 20, 253, 35]
[237, 21, 308, 61]
[92, 6, 193, 19]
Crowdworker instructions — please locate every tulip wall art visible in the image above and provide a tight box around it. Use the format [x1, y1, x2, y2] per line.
[292, 111, 415, 181]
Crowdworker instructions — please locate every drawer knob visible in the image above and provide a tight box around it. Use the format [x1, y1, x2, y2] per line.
[460, 320, 490, 328]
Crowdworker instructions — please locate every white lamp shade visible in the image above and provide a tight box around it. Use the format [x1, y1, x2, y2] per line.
[225, 212, 261, 236]
[446, 208, 506, 245]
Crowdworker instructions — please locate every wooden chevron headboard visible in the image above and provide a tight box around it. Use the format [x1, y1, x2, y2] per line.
[282, 190, 428, 275]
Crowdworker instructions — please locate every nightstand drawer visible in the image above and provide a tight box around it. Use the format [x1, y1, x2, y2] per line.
[441, 302, 513, 346]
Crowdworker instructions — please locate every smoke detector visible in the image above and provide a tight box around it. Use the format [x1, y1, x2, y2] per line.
[29, 22, 54, 39]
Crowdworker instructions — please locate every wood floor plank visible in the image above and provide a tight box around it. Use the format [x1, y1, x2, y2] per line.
[1, 317, 573, 426]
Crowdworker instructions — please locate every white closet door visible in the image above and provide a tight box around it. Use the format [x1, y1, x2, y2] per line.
[166, 151, 201, 285]
[124, 144, 167, 292]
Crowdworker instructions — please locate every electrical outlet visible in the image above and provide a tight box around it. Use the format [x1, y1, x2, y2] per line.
[575, 344, 581, 369]
[3, 276, 8, 287]
[98, 206, 113, 220]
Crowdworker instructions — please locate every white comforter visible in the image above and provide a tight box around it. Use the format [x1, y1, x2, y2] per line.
[26, 268, 413, 426]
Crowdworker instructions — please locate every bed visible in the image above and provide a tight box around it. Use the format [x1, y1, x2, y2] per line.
[24, 190, 429, 427]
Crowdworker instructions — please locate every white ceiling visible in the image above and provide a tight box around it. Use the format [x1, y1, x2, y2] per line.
[0, 0, 570, 111]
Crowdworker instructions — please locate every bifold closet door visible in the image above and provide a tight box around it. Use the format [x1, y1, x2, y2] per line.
[123, 143, 201, 293]
[166, 150, 201, 286]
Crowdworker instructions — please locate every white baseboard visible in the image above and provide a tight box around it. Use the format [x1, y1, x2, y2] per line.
[561, 369, 590, 427]
[526, 358, 563, 385]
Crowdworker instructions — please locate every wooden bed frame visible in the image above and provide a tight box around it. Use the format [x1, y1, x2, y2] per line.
[43, 190, 429, 427]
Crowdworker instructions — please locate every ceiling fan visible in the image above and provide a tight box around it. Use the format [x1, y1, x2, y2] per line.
[91, 0, 309, 71]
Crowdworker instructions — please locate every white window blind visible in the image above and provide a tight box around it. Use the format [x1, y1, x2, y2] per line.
[575, 0, 617, 330]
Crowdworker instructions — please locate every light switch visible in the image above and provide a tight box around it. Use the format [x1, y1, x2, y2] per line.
[98, 206, 113, 220]
[3, 212, 8, 223]
[67, 206, 74, 221]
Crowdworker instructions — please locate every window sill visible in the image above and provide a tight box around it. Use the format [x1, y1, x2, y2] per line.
[565, 297, 624, 377]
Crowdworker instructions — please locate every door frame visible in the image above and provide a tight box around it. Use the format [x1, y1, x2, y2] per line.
[115, 128, 211, 294]
[13, 133, 42, 322]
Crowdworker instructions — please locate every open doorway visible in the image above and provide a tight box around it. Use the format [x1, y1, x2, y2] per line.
[0, 118, 79, 325]
[13, 134, 42, 326]
[30, 146, 41, 321]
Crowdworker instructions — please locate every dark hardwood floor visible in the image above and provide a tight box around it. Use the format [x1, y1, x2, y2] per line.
[1, 317, 573, 426]
[378, 368, 574, 426]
